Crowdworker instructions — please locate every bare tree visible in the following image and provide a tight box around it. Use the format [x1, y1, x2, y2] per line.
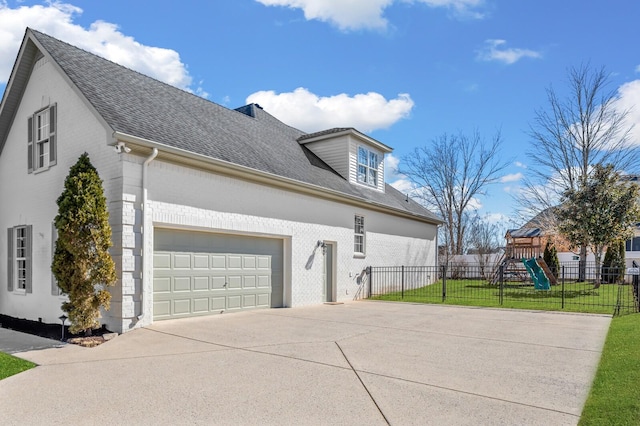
[401, 130, 509, 261]
[520, 64, 640, 280]
[468, 216, 502, 279]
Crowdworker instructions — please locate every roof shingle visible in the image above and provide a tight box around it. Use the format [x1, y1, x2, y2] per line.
[27, 29, 441, 223]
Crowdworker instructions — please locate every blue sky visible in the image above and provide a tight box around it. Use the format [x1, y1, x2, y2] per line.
[1, 0, 639, 231]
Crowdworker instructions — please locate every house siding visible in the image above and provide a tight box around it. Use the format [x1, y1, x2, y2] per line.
[303, 135, 350, 178]
[0, 56, 126, 329]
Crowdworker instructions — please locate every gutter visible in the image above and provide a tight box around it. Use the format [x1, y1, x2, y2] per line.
[137, 147, 158, 322]
[113, 132, 443, 226]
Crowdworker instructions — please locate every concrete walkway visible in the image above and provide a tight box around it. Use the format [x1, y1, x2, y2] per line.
[1, 302, 610, 425]
[0, 327, 65, 354]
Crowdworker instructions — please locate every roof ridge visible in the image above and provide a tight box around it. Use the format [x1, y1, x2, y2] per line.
[28, 28, 235, 116]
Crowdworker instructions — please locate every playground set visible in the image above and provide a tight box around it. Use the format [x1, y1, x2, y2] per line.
[492, 227, 556, 290]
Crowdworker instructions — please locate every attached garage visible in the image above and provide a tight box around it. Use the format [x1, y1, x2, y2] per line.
[153, 229, 284, 320]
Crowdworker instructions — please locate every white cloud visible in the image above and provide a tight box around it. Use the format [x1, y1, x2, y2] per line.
[514, 161, 527, 169]
[500, 172, 523, 183]
[613, 79, 640, 145]
[255, 0, 484, 31]
[467, 196, 482, 211]
[0, 1, 201, 94]
[477, 39, 542, 65]
[384, 153, 402, 177]
[389, 177, 416, 194]
[246, 87, 414, 133]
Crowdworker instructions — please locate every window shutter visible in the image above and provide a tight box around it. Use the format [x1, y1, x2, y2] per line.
[49, 104, 57, 166]
[27, 116, 33, 173]
[7, 228, 13, 291]
[51, 222, 59, 295]
[25, 225, 33, 294]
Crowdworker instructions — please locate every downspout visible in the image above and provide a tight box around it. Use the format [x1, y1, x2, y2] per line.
[138, 147, 158, 322]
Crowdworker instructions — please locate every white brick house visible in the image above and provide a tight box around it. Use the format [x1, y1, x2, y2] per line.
[0, 29, 442, 334]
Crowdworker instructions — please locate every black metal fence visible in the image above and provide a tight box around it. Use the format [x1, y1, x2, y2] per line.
[359, 263, 640, 315]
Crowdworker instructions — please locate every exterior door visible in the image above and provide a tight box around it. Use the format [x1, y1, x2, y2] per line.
[324, 242, 335, 302]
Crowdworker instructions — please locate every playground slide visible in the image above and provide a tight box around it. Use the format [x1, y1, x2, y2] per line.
[521, 258, 551, 290]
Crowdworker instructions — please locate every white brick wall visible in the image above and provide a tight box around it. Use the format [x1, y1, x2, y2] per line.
[0, 56, 125, 329]
[1, 55, 437, 335]
[124, 159, 438, 329]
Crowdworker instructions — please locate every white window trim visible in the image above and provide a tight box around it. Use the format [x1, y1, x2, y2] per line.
[357, 145, 379, 188]
[354, 214, 366, 256]
[28, 104, 57, 174]
[7, 225, 32, 294]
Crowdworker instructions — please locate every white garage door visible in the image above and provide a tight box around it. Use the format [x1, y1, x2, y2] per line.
[153, 229, 284, 320]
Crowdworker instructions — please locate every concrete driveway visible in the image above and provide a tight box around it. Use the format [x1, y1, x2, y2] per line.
[1, 302, 610, 425]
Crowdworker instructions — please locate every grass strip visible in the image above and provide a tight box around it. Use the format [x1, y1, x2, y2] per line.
[579, 314, 640, 425]
[371, 279, 632, 314]
[0, 351, 36, 380]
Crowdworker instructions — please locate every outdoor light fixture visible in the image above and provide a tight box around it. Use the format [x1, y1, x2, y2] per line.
[317, 240, 327, 255]
[114, 141, 131, 154]
[58, 314, 68, 341]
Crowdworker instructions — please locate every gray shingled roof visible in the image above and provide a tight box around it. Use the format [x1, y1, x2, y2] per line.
[25, 29, 441, 223]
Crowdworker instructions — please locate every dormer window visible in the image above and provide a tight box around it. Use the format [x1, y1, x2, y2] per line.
[357, 146, 378, 187]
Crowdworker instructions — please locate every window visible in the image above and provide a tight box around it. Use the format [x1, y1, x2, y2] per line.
[626, 237, 640, 252]
[28, 104, 57, 173]
[354, 215, 365, 254]
[357, 146, 378, 187]
[7, 225, 32, 293]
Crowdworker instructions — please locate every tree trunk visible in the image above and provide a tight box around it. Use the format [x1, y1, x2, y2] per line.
[593, 249, 602, 289]
[578, 244, 587, 282]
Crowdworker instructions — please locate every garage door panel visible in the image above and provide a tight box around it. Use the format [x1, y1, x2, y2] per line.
[243, 275, 257, 288]
[227, 295, 242, 309]
[227, 276, 242, 289]
[257, 256, 270, 269]
[154, 277, 171, 293]
[173, 276, 191, 292]
[154, 300, 171, 317]
[211, 276, 226, 290]
[243, 256, 256, 269]
[211, 297, 225, 310]
[193, 254, 209, 269]
[243, 294, 256, 308]
[154, 253, 171, 269]
[257, 293, 270, 307]
[173, 299, 191, 315]
[193, 276, 209, 291]
[173, 254, 191, 269]
[228, 255, 242, 269]
[153, 229, 284, 320]
[257, 275, 270, 288]
[211, 255, 226, 269]
[193, 298, 209, 313]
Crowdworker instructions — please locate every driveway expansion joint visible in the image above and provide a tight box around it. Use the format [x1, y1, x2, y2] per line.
[336, 341, 390, 426]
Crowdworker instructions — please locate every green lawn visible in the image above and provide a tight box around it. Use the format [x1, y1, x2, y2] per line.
[579, 314, 640, 425]
[370, 279, 636, 315]
[0, 352, 36, 380]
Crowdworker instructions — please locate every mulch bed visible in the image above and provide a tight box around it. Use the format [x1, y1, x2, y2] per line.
[0, 314, 112, 347]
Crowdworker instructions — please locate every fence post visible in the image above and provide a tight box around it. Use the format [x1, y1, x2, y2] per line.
[499, 264, 504, 305]
[401, 265, 405, 299]
[442, 264, 447, 302]
[368, 266, 373, 298]
[561, 265, 565, 309]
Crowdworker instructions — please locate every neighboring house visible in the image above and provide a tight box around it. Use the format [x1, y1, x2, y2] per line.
[0, 29, 442, 334]
[506, 207, 640, 265]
